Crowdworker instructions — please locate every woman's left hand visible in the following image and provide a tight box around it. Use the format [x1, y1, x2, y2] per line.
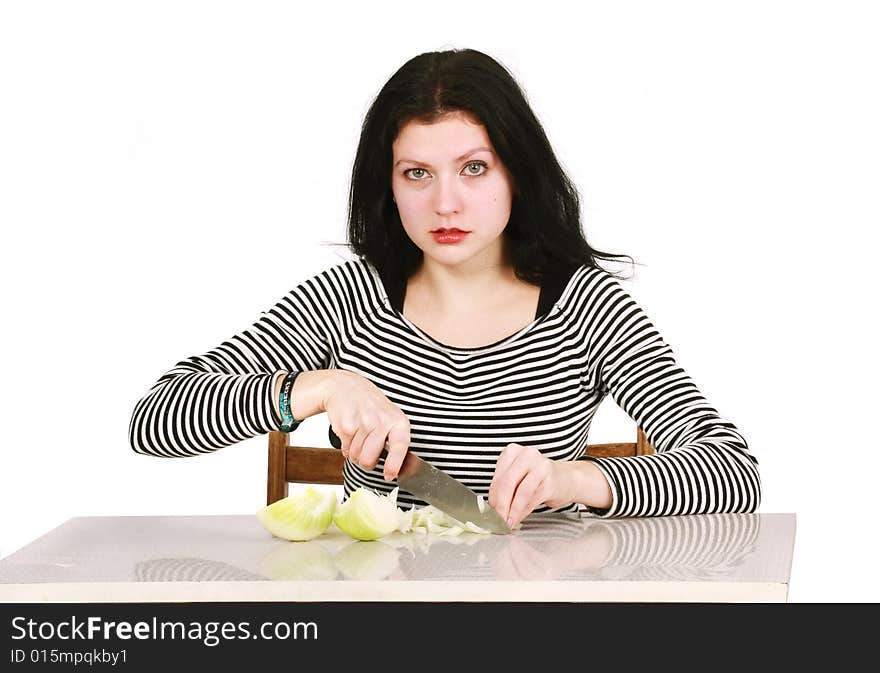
[488, 443, 571, 529]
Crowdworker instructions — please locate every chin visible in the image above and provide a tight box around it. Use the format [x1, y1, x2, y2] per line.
[425, 247, 491, 268]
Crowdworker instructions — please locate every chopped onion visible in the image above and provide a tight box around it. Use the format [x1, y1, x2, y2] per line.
[477, 494, 487, 513]
[333, 487, 401, 541]
[256, 484, 492, 543]
[256, 487, 337, 541]
[394, 503, 491, 536]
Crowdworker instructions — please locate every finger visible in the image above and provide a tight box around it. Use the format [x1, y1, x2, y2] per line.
[331, 426, 350, 459]
[494, 443, 524, 474]
[490, 450, 533, 523]
[357, 426, 387, 472]
[508, 471, 547, 529]
[488, 444, 524, 509]
[347, 427, 369, 466]
[380, 421, 410, 480]
[330, 418, 357, 456]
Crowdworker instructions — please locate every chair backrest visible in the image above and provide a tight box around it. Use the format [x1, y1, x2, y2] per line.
[267, 426, 655, 505]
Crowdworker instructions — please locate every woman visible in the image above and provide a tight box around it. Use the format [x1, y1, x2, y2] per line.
[129, 48, 761, 526]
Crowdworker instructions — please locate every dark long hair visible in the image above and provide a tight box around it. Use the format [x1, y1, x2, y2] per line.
[337, 48, 638, 288]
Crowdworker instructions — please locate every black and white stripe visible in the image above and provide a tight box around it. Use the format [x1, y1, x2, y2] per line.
[129, 258, 761, 518]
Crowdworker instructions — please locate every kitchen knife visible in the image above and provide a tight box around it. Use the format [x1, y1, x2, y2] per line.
[328, 427, 511, 534]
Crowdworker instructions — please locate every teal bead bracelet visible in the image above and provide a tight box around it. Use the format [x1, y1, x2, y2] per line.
[278, 371, 303, 432]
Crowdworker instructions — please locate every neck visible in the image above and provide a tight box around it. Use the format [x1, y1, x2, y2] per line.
[409, 246, 524, 315]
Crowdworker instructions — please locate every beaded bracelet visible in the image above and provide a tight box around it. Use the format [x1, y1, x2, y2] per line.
[278, 371, 303, 432]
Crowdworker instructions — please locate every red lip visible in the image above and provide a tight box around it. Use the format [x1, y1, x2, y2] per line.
[431, 230, 470, 244]
[431, 229, 470, 233]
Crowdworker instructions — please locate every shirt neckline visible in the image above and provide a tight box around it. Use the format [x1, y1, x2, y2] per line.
[366, 260, 582, 353]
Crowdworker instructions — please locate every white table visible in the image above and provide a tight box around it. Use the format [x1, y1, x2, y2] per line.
[0, 511, 796, 603]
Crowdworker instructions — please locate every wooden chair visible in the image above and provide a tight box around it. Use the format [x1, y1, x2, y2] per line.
[267, 425, 655, 505]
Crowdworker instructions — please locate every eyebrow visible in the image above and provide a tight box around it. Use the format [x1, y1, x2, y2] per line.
[394, 146, 494, 167]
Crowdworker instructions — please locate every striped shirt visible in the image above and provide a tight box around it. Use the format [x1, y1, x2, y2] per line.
[129, 258, 761, 518]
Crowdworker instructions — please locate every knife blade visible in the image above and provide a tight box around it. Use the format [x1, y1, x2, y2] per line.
[328, 428, 511, 534]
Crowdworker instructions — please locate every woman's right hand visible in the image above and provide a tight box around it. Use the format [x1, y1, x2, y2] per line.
[321, 370, 411, 481]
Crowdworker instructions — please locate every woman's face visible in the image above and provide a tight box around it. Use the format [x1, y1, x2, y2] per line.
[391, 111, 515, 272]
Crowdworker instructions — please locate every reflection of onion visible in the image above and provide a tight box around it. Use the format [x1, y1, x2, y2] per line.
[385, 531, 488, 557]
[334, 541, 401, 580]
[259, 541, 338, 580]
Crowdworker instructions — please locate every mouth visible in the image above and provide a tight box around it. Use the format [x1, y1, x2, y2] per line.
[431, 228, 470, 233]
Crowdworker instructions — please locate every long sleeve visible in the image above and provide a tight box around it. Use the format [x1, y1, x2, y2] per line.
[129, 273, 337, 457]
[581, 275, 761, 517]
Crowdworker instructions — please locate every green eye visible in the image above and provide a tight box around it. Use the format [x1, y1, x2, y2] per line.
[404, 162, 487, 181]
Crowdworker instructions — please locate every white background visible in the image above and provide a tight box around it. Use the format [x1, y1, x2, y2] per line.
[1, 1, 877, 602]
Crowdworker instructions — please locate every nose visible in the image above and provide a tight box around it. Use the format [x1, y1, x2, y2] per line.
[434, 173, 463, 215]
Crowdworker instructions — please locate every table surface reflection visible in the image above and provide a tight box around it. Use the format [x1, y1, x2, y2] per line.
[0, 511, 796, 603]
